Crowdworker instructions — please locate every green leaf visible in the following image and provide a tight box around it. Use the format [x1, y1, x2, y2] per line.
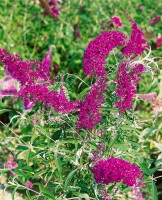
[121, 125, 141, 133]
[64, 169, 78, 188]
[56, 157, 62, 180]
[142, 128, 157, 137]
[139, 163, 151, 175]
[31, 132, 39, 144]
[8, 141, 15, 148]
[16, 145, 29, 150]
[122, 187, 132, 193]
[25, 149, 31, 165]
[149, 166, 160, 175]
[152, 181, 158, 200]
[39, 184, 56, 199]
[78, 87, 90, 100]
[60, 138, 81, 144]
[0, 133, 6, 140]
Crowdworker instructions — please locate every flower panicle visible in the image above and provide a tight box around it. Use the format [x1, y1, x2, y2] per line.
[115, 61, 146, 113]
[91, 158, 144, 187]
[77, 76, 107, 130]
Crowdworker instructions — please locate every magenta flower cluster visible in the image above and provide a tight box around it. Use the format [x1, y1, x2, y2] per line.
[77, 77, 107, 130]
[0, 49, 49, 86]
[82, 31, 126, 77]
[150, 16, 161, 24]
[91, 158, 143, 187]
[48, 0, 60, 17]
[5, 154, 18, 169]
[110, 16, 123, 28]
[5, 154, 18, 178]
[115, 61, 146, 113]
[18, 85, 78, 113]
[122, 22, 147, 58]
[155, 36, 162, 48]
[39, 48, 52, 81]
[0, 48, 77, 113]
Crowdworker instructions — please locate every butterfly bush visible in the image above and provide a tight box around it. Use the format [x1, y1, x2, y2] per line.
[91, 158, 143, 187]
[5, 154, 18, 169]
[0, 19, 148, 129]
[1, 14, 155, 199]
[37, 47, 53, 82]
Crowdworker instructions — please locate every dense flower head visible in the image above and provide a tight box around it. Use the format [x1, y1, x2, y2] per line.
[110, 16, 123, 27]
[77, 76, 107, 130]
[82, 31, 127, 77]
[18, 85, 77, 113]
[25, 181, 33, 189]
[24, 99, 35, 110]
[37, 48, 53, 82]
[48, 0, 60, 17]
[123, 22, 147, 58]
[150, 16, 161, 24]
[5, 154, 18, 169]
[0, 49, 50, 86]
[115, 61, 146, 113]
[155, 36, 162, 48]
[83, 21, 147, 78]
[91, 158, 143, 187]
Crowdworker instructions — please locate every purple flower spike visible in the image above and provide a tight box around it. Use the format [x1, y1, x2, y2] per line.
[91, 158, 143, 187]
[82, 31, 127, 77]
[77, 76, 107, 130]
[115, 61, 146, 113]
[123, 22, 147, 58]
[38, 47, 53, 81]
[112, 16, 123, 27]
